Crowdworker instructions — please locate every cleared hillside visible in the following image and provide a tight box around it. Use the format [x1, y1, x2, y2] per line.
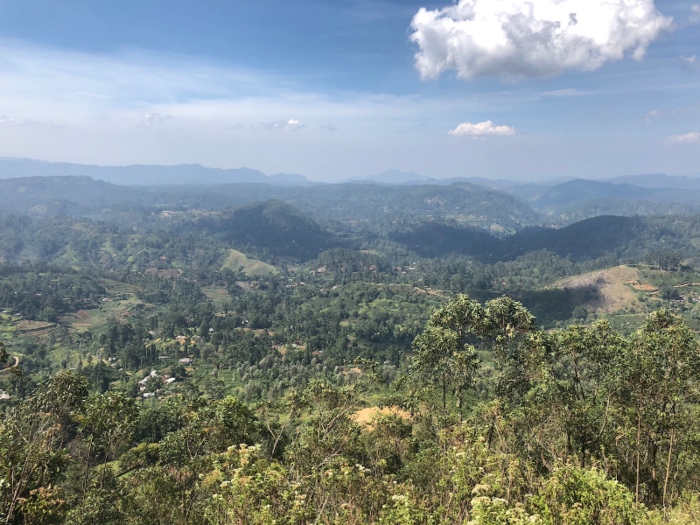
[222, 249, 277, 277]
[553, 266, 646, 314]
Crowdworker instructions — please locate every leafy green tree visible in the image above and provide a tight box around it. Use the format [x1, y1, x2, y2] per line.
[619, 310, 700, 506]
[523, 320, 626, 468]
[0, 372, 89, 525]
[0, 341, 8, 368]
[409, 295, 483, 420]
[75, 392, 138, 496]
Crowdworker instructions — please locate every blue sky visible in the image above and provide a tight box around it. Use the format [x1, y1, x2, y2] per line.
[0, 0, 698, 181]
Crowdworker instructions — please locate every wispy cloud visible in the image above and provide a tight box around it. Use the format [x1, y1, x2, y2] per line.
[690, 4, 700, 24]
[668, 132, 700, 144]
[679, 55, 699, 72]
[645, 109, 662, 123]
[538, 89, 596, 97]
[0, 41, 529, 135]
[138, 113, 173, 127]
[0, 115, 23, 126]
[72, 92, 113, 100]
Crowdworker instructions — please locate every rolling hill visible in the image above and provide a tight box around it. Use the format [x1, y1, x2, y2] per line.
[390, 215, 700, 263]
[183, 200, 339, 259]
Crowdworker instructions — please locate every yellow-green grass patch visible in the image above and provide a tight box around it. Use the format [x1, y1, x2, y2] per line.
[222, 249, 277, 277]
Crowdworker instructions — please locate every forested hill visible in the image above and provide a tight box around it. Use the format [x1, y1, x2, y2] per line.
[527, 179, 653, 210]
[278, 182, 541, 233]
[0, 176, 542, 233]
[391, 215, 700, 262]
[503, 178, 700, 225]
[178, 200, 342, 259]
[3, 211, 700, 269]
[0, 176, 144, 214]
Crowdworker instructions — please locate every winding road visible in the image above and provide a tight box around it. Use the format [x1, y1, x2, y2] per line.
[1, 356, 19, 373]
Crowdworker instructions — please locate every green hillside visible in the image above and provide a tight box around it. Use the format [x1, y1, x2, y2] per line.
[222, 248, 277, 276]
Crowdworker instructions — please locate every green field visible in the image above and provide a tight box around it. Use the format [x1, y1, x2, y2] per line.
[222, 249, 277, 277]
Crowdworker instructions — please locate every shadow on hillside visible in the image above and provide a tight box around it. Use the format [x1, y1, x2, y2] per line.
[515, 284, 602, 326]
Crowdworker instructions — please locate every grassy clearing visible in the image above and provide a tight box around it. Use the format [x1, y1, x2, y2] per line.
[222, 249, 277, 277]
[202, 286, 231, 308]
[103, 279, 141, 295]
[554, 266, 647, 315]
[15, 320, 55, 332]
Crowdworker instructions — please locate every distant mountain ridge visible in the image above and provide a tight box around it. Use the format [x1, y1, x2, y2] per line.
[0, 158, 314, 186]
[606, 173, 700, 190]
[526, 179, 653, 211]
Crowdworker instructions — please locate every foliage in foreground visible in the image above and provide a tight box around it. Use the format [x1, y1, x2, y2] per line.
[3, 296, 700, 524]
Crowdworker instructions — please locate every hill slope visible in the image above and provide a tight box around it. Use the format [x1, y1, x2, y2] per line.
[390, 215, 700, 263]
[184, 200, 337, 259]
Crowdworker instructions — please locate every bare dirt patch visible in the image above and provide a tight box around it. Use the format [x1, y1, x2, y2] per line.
[626, 280, 657, 291]
[555, 266, 646, 314]
[352, 406, 412, 430]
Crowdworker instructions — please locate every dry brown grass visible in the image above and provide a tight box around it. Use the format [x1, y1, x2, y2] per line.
[554, 266, 647, 314]
[351, 406, 412, 430]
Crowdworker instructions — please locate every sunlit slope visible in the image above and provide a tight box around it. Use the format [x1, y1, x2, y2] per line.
[222, 249, 277, 277]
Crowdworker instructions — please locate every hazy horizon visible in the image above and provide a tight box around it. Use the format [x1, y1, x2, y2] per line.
[3, 156, 700, 185]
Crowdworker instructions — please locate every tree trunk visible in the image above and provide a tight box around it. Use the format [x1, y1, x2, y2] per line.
[442, 380, 446, 412]
[83, 438, 93, 501]
[663, 425, 675, 509]
[636, 389, 643, 507]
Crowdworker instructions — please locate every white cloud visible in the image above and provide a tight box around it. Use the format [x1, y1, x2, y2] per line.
[668, 132, 700, 144]
[410, 0, 673, 81]
[448, 120, 516, 137]
[691, 5, 700, 24]
[645, 109, 661, 123]
[259, 119, 307, 132]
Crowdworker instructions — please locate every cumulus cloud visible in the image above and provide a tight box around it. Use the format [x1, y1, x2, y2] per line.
[448, 120, 516, 137]
[668, 132, 700, 144]
[410, 0, 673, 81]
[691, 5, 700, 24]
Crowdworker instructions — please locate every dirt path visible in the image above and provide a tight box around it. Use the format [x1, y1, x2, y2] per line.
[1, 356, 19, 373]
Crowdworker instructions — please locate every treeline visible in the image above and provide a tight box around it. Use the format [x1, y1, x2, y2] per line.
[0, 264, 106, 321]
[3, 298, 700, 524]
